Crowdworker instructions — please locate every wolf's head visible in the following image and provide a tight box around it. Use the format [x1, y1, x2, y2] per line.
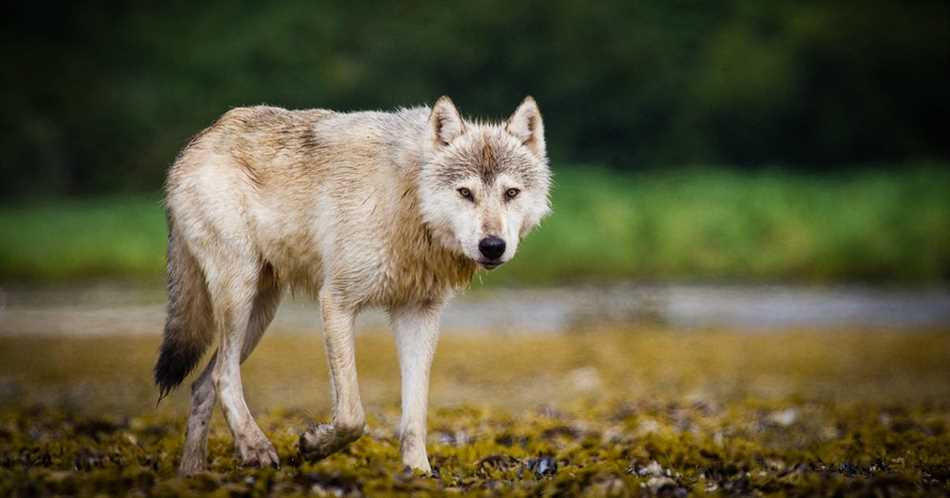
[419, 96, 552, 270]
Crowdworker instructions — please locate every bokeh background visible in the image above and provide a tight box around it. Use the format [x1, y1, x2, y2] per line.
[2, 0, 950, 286]
[2, 3, 950, 496]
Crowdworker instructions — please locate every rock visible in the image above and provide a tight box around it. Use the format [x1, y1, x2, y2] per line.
[646, 476, 687, 497]
[525, 455, 558, 478]
[638, 460, 665, 477]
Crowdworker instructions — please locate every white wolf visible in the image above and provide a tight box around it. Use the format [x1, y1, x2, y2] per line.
[154, 96, 551, 474]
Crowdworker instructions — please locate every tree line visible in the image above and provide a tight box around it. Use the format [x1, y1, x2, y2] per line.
[3, 0, 948, 198]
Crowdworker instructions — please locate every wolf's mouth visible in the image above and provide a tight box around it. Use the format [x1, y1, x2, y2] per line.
[478, 260, 503, 270]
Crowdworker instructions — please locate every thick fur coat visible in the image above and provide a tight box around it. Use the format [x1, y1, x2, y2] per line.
[155, 97, 551, 474]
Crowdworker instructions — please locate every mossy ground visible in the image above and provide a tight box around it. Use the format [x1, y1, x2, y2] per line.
[1, 330, 948, 496]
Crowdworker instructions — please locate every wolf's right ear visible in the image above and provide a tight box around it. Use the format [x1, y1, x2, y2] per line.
[429, 96, 465, 147]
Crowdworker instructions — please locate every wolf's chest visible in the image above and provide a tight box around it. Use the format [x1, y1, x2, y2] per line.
[347, 243, 475, 308]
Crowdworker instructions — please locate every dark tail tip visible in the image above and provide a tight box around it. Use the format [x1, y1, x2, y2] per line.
[153, 335, 204, 405]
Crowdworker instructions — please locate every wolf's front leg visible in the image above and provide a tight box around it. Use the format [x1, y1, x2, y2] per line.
[299, 290, 366, 460]
[391, 301, 442, 473]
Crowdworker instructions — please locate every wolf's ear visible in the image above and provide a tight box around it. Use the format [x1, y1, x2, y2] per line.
[429, 96, 465, 147]
[506, 96, 546, 158]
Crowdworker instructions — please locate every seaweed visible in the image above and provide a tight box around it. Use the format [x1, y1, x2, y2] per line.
[0, 330, 948, 496]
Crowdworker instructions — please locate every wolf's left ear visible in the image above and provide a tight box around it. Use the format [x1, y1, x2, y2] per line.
[429, 96, 465, 147]
[506, 96, 546, 158]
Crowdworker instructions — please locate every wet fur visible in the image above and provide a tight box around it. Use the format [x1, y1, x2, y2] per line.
[154, 97, 550, 474]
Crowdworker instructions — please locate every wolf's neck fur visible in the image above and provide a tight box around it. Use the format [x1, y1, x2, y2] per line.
[399, 184, 476, 287]
[372, 121, 477, 307]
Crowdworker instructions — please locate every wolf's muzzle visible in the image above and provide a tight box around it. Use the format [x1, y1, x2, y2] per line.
[478, 236, 506, 261]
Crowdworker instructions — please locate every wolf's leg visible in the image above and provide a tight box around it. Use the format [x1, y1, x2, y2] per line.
[179, 352, 216, 475]
[240, 266, 282, 360]
[299, 290, 365, 460]
[205, 262, 280, 468]
[391, 301, 442, 473]
[179, 269, 282, 474]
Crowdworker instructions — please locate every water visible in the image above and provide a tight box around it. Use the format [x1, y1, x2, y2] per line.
[1, 283, 948, 336]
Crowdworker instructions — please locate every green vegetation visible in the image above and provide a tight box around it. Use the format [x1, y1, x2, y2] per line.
[2, 166, 948, 285]
[0, 195, 167, 282]
[1, 330, 948, 496]
[494, 164, 950, 285]
[4, 1, 949, 198]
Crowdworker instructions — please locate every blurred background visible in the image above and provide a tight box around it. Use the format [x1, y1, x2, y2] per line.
[2, 0, 950, 332]
[1, 0, 950, 330]
[2, 3, 950, 495]
[2, 0, 950, 286]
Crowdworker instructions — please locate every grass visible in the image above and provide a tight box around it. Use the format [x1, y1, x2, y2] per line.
[0, 329, 948, 496]
[0, 195, 167, 282]
[495, 164, 950, 285]
[2, 165, 949, 285]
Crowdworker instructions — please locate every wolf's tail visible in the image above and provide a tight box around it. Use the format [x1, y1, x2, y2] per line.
[154, 217, 214, 402]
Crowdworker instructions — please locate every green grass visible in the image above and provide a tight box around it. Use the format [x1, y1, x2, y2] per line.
[2, 165, 949, 284]
[1, 330, 948, 496]
[0, 195, 167, 283]
[491, 164, 950, 285]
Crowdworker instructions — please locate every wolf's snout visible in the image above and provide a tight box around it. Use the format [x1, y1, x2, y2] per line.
[478, 236, 506, 260]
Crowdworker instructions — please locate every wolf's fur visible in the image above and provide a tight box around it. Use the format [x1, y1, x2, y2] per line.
[154, 96, 551, 474]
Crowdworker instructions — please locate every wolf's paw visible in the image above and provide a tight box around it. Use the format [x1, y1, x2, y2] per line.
[400, 432, 431, 473]
[236, 433, 280, 469]
[402, 456, 432, 474]
[299, 423, 364, 461]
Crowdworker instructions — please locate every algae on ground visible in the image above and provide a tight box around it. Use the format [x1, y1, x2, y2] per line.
[0, 331, 948, 496]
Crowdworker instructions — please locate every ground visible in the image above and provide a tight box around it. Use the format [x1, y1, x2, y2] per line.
[0, 330, 948, 496]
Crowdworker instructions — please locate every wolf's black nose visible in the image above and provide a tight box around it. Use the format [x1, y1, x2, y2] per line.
[478, 237, 506, 260]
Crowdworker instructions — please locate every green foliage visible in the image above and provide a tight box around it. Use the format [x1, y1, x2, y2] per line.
[2, 166, 949, 284]
[482, 165, 950, 284]
[0, 195, 166, 283]
[3, 1, 949, 198]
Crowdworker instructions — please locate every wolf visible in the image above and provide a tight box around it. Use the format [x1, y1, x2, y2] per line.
[153, 96, 551, 474]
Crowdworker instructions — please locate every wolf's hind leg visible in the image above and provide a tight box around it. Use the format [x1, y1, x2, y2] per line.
[240, 265, 283, 361]
[179, 268, 282, 474]
[179, 352, 217, 475]
[299, 290, 365, 461]
[391, 301, 442, 473]
[201, 260, 280, 468]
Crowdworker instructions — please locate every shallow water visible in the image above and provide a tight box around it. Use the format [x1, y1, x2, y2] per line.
[1, 283, 948, 336]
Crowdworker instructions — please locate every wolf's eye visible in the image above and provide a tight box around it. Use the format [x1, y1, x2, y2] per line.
[457, 187, 474, 201]
[504, 188, 521, 201]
